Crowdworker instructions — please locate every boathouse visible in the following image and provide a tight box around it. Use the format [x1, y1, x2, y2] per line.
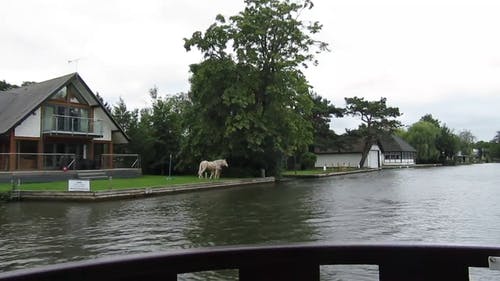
[314, 140, 382, 169]
[314, 135, 417, 169]
[0, 73, 140, 182]
[378, 134, 417, 167]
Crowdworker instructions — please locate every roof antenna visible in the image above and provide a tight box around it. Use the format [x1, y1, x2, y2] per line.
[68, 58, 81, 72]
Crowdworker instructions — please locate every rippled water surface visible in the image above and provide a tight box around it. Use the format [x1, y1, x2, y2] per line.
[1, 164, 500, 280]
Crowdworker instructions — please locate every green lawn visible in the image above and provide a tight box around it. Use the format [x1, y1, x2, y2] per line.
[0, 175, 229, 192]
[282, 167, 357, 176]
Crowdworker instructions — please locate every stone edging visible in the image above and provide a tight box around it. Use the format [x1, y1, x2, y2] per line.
[282, 168, 381, 178]
[11, 177, 276, 202]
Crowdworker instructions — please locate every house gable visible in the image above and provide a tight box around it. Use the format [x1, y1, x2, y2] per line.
[0, 73, 74, 135]
[0, 73, 128, 143]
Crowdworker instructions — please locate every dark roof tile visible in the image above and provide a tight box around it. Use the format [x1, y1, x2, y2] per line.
[0, 73, 76, 134]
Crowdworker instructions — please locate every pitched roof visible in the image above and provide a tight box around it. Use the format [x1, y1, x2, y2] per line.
[314, 134, 416, 154]
[379, 134, 416, 152]
[0, 73, 75, 135]
[0, 73, 128, 142]
[314, 138, 366, 154]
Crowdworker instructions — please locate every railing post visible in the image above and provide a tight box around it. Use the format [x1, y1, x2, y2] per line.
[37, 140, 44, 170]
[109, 143, 114, 169]
[9, 130, 16, 171]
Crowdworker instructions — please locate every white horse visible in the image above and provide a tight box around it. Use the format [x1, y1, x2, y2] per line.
[198, 159, 228, 179]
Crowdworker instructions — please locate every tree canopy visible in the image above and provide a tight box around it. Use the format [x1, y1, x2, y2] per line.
[182, 0, 329, 176]
[344, 96, 401, 167]
[0, 80, 18, 91]
[404, 121, 441, 163]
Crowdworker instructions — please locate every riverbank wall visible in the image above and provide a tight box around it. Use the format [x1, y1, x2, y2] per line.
[383, 163, 443, 169]
[283, 168, 381, 178]
[4, 177, 275, 202]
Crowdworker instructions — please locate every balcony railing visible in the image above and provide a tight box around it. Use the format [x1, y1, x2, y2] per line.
[0, 153, 76, 171]
[0, 153, 140, 171]
[100, 154, 141, 169]
[0, 243, 499, 281]
[42, 115, 103, 137]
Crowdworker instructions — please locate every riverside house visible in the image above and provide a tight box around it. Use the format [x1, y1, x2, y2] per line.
[314, 140, 383, 169]
[0, 73, 140, 182]
[314, 135, 417, 169]
[378, 134, 417, 167]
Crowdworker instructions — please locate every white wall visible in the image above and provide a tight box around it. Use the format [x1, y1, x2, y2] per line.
[93, 108, 112, 141]
[383, 158, 415, 166]
[315, 145, 382, 169]
[315, 153, 361, 168]
[365, 144, 382, 169]
[15, 108, 41, 138]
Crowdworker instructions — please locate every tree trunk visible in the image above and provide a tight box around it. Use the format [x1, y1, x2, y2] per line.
[359, 138, 373, 168]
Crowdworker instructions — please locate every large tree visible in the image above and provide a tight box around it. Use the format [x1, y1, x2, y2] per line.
[344, 96, 401, 168]
[492, 131, 500, 144]
[419, 114, 440, 128]
[435, 124, 459, 162]
[457, 130, 476, 156]
[310, 93, 343, 150]
[405, 121, 441, 163]
[182, 0, 328, 176]
[112, 97, 138, 134]
[149, 89, 188, 174]
[111, 89, 187, 174]
[490, 133, 500, 161]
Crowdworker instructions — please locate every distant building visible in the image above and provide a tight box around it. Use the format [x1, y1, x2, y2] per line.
[314, 139, 382, 169]
[0, 73, 139, 180]
[378, 135, 417, 167]
[314, 135, 416, 169]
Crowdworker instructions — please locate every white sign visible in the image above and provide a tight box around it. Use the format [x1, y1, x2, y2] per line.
[68, 179, 90, 192]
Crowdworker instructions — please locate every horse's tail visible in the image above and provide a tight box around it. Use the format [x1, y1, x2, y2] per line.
[198, 161, 206, 178]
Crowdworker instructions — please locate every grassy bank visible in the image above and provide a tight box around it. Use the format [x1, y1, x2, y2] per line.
[0, 175, 229, 193]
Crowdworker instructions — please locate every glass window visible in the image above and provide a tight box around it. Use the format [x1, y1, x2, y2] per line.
[67, 85, 86, 104]
[52, 86, 67, 100]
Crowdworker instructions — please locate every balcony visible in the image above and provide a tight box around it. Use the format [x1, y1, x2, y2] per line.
[42, 115, 103, 137]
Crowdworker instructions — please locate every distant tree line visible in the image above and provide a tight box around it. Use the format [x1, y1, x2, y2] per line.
[398, 114, 499, 164]
[0, 80, 36, 91]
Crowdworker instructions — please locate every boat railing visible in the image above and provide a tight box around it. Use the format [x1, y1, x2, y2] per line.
[0, 243, 499, 281]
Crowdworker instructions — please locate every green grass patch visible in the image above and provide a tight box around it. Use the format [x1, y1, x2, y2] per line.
[282, 167, 357, 176]
[0, 175, 230, 192]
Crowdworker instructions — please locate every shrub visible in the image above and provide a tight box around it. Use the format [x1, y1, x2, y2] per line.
[300, 152, 317, 170]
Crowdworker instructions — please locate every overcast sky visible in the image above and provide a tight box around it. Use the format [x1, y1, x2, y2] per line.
[1, 0, 499, 141]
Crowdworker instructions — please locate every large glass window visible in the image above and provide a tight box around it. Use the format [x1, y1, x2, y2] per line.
[50, 85, 87, 104]
[51, 86, 67, 100]
[68, 85, 86, 104]
[43, 105, 89, 133]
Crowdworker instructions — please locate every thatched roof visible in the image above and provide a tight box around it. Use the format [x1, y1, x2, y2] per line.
[314, 135, 416, 154]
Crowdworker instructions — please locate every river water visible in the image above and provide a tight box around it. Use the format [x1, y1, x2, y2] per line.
[1, 164, 500, 280]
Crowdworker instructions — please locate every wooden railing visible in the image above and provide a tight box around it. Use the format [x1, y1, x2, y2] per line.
[0, 243, 499, 281]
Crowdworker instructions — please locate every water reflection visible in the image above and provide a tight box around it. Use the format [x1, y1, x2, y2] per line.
[1, 164, 500, 280]
[183, 183, 319, 247]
